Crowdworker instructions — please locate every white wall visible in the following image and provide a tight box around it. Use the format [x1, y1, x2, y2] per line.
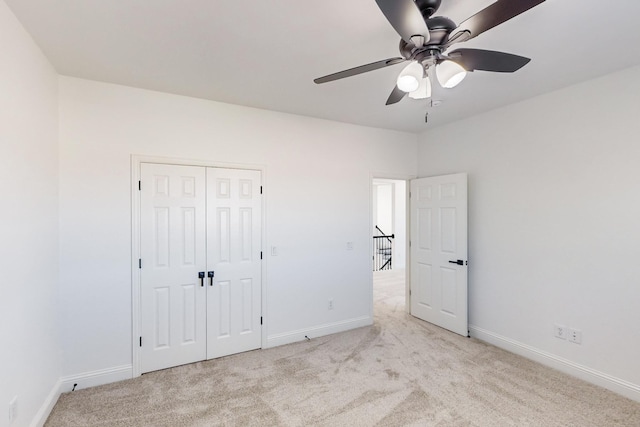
[418, 65, 640, 399]
[0, 1, 60, 426]
[375, 183, 393, 234]
[58, 76, 418, 382]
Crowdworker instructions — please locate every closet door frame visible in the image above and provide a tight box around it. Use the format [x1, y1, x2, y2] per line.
[131, 155, 267, 378]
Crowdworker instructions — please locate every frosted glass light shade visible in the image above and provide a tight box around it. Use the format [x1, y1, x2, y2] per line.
[409, 77, 432, 100]
[397, 62, 423, 92]
[436, 60, 467, 88]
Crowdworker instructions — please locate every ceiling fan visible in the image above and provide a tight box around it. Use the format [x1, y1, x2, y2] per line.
[314, 0, 546, 106]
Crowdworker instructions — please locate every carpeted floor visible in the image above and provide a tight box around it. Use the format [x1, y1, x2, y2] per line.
[45, 270, 640, 426]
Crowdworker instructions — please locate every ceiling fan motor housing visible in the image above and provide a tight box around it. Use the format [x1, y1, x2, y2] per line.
[414, 0, 442, 19]
[424, 16, 456, 46]
[399, 16, 456, 59]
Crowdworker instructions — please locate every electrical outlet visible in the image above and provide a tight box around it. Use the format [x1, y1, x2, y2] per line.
[8, 396, 17, 423]
[554, 324, 567, 340]
[328, 299, 334, 310]
[568, 328, 582, 344]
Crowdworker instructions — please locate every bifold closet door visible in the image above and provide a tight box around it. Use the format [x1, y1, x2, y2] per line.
[140, 163, 207, 373]
[206, 168, 262, 359]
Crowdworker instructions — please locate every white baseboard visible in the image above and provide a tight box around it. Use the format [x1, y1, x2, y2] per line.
[59, 364, 133, 393]
[30, 379, 62, 427]
[267, 315, 373, 348]
[470, 325, 640, 402]
[30, 366, 133, 426]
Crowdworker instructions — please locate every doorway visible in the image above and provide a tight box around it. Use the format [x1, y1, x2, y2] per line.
[372, 178, 409, 313]
[372, 174, 469, 338]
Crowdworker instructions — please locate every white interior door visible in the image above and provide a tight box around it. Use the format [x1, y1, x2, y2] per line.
[140, 163, 207, 373]
[206, 168, 262, 359]
[410, 173, 468, 336]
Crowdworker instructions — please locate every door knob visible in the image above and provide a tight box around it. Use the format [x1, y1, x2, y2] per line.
[448, 260, 464, 266]
[208, 271, 214, 286]
[198, 271, 205, 286]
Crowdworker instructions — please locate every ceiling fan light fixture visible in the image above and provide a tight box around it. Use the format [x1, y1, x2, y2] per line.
[409, 77, 432, 100]
[397, 61, 423, 92]
[437, 60, 467, 89]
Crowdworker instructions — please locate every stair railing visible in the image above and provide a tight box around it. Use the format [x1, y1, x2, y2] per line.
[373, 225, 394, 271]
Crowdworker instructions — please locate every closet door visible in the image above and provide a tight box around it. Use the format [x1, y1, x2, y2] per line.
[206, 168, 262, 359]
[140, 163, 207, 373]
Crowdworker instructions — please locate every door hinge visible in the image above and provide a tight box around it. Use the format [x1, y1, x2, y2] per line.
[260, 316, 263, 325]
[138, 259, 142, 269]
[260, 251, 263, 260]
[260, 186, 263, 194]
[138, 181, 141, 191]
[409, 191, 411, 198]
[409, 289, 412, 296]
[139, 337, 142, 347]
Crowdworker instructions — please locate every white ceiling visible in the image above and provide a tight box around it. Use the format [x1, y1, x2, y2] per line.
[7, 0, 640, 133]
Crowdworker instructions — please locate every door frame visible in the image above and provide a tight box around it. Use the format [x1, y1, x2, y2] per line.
[131, 155, 267, 377]
[369, 172, 415, 316]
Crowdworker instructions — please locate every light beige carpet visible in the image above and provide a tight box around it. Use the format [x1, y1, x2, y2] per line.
[46, 270, 640, 426]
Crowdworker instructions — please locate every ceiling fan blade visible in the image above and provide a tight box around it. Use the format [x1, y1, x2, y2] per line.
[448, 49, 531, 73]
[386, 86, 407, 105]
[314, 58, 406, 84]
[375, 0, 430, 43]
[449, 0, 546, 43]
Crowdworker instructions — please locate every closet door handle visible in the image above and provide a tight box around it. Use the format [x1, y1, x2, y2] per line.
[208, 271, 214, 286]
[198, 272, 205, 287]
